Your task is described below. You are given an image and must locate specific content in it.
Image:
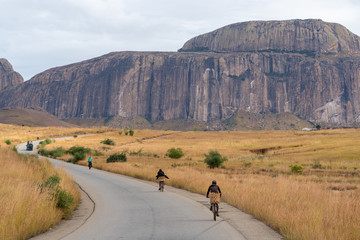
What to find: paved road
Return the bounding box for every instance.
[18,140,282,240]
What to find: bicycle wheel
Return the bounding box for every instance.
[212,203,216,221]
[160,181,164,192]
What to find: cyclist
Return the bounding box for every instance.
[156,169,169,190]
[88,156,92,169]
[206,180,221,215]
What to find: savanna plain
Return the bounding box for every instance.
[1,123,359,240]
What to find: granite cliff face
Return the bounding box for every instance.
[0,58,23,90]
[181,19,360,54]
[1,19,360,127]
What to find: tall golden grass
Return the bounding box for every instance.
[0,148,80,240]
[44,128,360,240]
[0,123,111,147]
[3,124,360,240]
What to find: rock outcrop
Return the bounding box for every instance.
[1,19,360,127]
[0,58,23,90]
[180,19,360,54]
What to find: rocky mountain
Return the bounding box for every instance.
[180,19,360,54]
[0,58,23,90]
[0,19,360,128]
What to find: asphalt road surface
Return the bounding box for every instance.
[18,140,282,240]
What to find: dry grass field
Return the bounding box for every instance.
[2,123,360,240]
[0,123,109,240]
[0,148,80,240]
[44,128,360,240]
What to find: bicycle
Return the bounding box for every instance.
[209,192,220,221]
[158,176,165,192]
[211,202,219,221]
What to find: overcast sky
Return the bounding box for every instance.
[1,0,360,80]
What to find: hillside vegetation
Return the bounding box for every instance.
[40,128,360,240]
[0,148,80,240]
[0,123,111,239]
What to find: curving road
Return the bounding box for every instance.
[18,140,282,240]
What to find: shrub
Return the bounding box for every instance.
[204,150,227,168]
[118,130,122,135]
[39,147,66,159]
[166,148,184,159]
[56,190,74,210]
[66,146,91,156]
[42,175,74,215]
[73,152,85,162]
[5,139,11,145]
[129,128,134,136]
[101,138,115,145]
[290,164,303,174]
[73,135,78,138]
[38,148,50,157]
[39,138,52,147]
[106,153,127,163]
[43,174,61,190]
[66,146,91,163]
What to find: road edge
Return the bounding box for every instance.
[30,183,95,240]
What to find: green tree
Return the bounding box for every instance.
[166,148,184,159]
[204,150,227,168]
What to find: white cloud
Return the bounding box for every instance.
[0,0,360,80]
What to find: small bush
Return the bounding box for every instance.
[166,148,184,159]
[118,130,122,135]
[66,146,91,155]
[73,152,85,162]
[39,147,66,159]
[43,174,61,189]
[5,139,11,145]
[73,135,78,138]
[66,146,91,163]
[290,164,303,174]
[56,190,74,210]
[39,138,52,147]
[101,138,115,145]
[106,153,127,163]
[129,129,134,136]
[38,149,50,157]
[204,150,227,168]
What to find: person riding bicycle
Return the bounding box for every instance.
[206,180,221,214]
[88,156,92,169]
[156,169,169,190]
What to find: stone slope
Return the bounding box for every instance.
[0,58,23,90]
[1,20,360,127]
[180,19,360,54]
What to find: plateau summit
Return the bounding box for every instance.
[1,19,360,129]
